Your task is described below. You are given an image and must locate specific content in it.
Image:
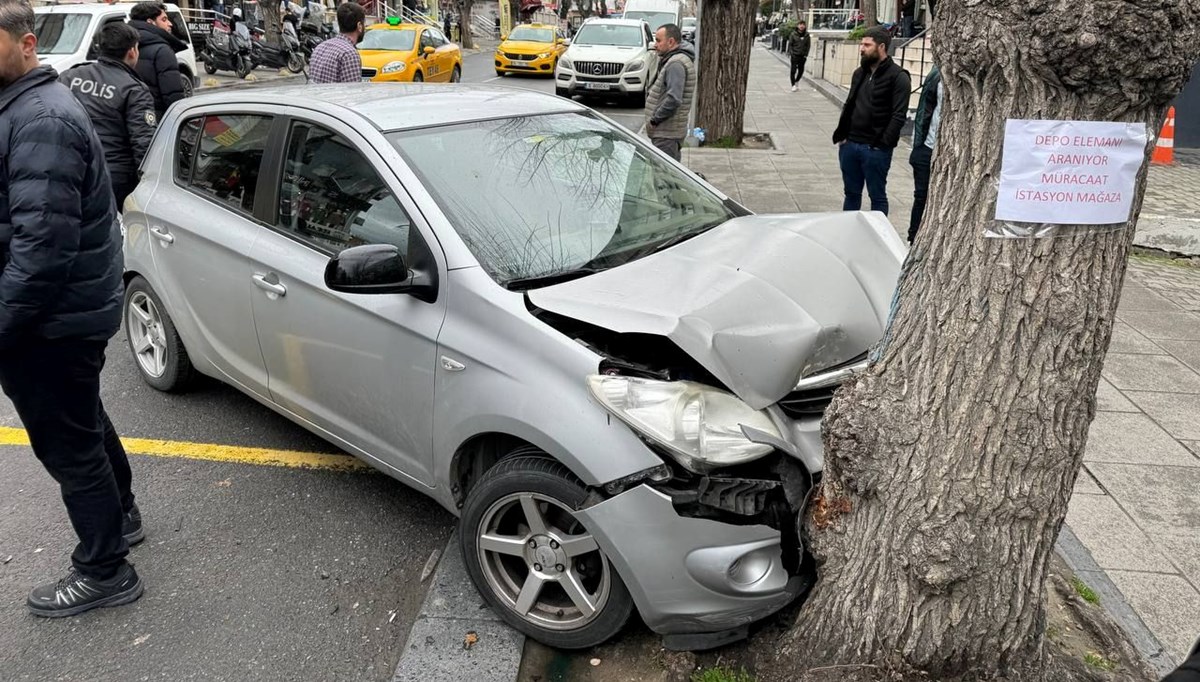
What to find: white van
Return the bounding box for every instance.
[34,2,199,97]
[621,0,682,33]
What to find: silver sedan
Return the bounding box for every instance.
[121,84,905,649]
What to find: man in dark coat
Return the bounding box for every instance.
[832,26,911,215]
[787,20,810,91]
[60,22,157,210]
[130,1,187,116]
[0,0,142,617]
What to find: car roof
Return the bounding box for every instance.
[35,2,182,13]
[181,84,588,133]
[580,17,647,26]
[365,22,426,31]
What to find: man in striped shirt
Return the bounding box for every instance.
[308,2,365,84]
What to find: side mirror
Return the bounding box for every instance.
[324,243,436,300]
[423,45,436,56]
[500,33,507,40]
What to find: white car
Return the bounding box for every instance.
[34,2,199,97]
[555,18,658,107]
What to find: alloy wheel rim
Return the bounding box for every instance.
[477,492,611,631]
[127,292,169,378]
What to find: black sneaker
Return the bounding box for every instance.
[123,505,144,546]
[27,564,143,618]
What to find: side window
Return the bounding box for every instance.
[167,11,191,45]
[428,28,446,47]
[277,122,412,256]
[175,116,203,184]
[189,114,273,213]
[419,29,435,52]
[88,16,126,60]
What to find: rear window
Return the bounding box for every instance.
[34,13,91,55]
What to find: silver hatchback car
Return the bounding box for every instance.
[121,84,904,650]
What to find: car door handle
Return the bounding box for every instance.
[149,227,175,244]
[252,273,287,297]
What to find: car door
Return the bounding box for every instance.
[417,28,440,80]
[144,111,275,397]
[247,112,448,485]
[430,28,454,80]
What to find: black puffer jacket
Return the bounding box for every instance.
[0,66,122,348]
[832,57,911,149]
[59,57,158,185]
[134,22,188,116]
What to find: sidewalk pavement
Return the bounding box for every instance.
[689,44,1200,673]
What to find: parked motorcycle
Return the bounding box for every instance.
[202,19,253,79]
[298,21,334,62]
[251,25,306,74]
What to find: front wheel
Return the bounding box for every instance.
[629,91,646,108]
[555,87,571,99]
[461,454,634,650]
[203,57,218,74]
[450,64,461,82]
[286,52,305,73]
[235,55,252,79]
[123,276,196,393]
[412,70,424,82]
[495,69,505,77]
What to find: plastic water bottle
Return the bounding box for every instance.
[693,127,706,144]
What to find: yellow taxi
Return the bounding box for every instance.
[494,23,568,77]
[358,17,463,83]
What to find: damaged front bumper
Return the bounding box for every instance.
[575,483,807,637]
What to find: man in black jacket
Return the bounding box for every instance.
[131,1,187,116]
[787,20,810,92]
[0,0,141,617]
[60,22,157,210]
[832,26,911,215]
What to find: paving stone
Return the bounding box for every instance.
[1083,412,1200,467]
[1117,311,1200,341]
[1186,441,1200,457]
[1102,353,1200,394]
[1095,378,1141,412]
[1089,463,1200,537]
[1074,466,1107,495]
[1154,534,1200,592]
[1157,339,1200,373]
[1125,391,1200,441]
[1066,495,1169,571]
[1117,284,1182,313]
[1108,321,1167,355]
[1107,570,1200,662]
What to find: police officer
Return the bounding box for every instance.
[59,22,157,211]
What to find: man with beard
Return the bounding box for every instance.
[308,1,365,84]
[645,23,696,162]
[832,26,911,215]
[130,2,188,117]
[0,0,140,617]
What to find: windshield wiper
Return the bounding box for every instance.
[644,218,729,256]
[504,267,606,291]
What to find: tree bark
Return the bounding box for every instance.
[786,0,1200,678]
[260,0,282,45]
[695,0,757,144]
[861,0,877,26]
[459,0,475,49]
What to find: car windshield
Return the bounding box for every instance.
[624,11,675,31]
[34,13,91,55]
[358,28,417,51]
[508,27,553,42]
[390,113,737,288]
[572,23,643,47]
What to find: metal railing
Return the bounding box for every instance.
[804,8,861,31]
[471,14,494,38]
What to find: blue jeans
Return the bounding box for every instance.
[838,141,893,214]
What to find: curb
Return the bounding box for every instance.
[392,530,524,682]
[1056,525,1177,675]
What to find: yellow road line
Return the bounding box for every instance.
[0,426,370,472]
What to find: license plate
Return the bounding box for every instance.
[584,82,612,91]
[362,77,372,82]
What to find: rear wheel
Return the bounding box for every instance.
[286,52,305,73]
[123,276,196,393]
[450,64,461,82]
[203,58,217,75]
[461,454,634,650]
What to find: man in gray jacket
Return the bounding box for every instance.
[645,23,695,161]
[60,22,157,210]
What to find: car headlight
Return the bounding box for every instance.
[381,60,407,74]
[624,60,645,72]
[558,57,573,70]
[537,52,551,59]
[587,375,781,473]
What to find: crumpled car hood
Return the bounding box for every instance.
[527,212,906,410]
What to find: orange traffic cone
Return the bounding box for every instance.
[1152,106,1176,166]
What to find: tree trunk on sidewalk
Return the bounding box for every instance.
[260,0,282,45]
[861,0,877,26]
[459,0,474,49]
[695,0,757,144]
[785,0,1199,678]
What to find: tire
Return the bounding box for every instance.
[123,276,196,393]
[460,454,634,650]
[180,70,194,98]
[235,56,252,79]
[450,64,461,82]
[412,70,424,82]
[204,58,218,75]
[495,69,505,77]
[555,87,570,99]
[286,52,305,74]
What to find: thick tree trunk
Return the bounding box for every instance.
[260,0,282,45]
[695,0,757,144]
[786,0,1199,678]
[861,0,877,26]
[459,0,475,49]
